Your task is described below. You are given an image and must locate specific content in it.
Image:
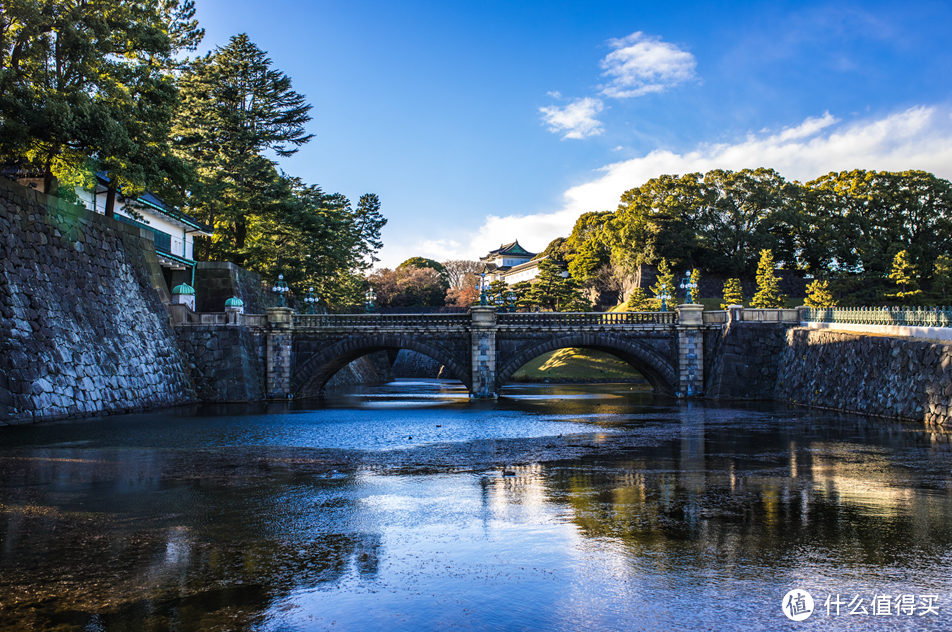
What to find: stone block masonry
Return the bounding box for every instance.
[174,326,264,402]
[776,328,952,425]
[0,177,196,424]
[195,261,268,314]
[706,321,795,400]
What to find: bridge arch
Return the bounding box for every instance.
[292,334,471,396]
[496,333,678,395]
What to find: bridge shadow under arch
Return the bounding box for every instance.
[496,333,678,395]
[292,334,471,397]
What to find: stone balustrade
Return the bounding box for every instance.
[498,311,677,327]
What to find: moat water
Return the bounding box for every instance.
[2,380,952,631]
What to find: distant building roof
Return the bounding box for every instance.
[489,240,535,256]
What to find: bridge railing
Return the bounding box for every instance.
[293,313,471,328]
[498,311,676,327]
[803,306,952,328]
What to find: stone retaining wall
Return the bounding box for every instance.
[194,262,268,314]
[0,177,195,424]
[776,328,952,424]
[174,326,265,401]
[392,350,444,378]
[325,351,395,389]
[706,322,795,399]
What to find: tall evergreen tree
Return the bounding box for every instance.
[933,255,952,301]
[650,258,676,305]
[751,249,786,308]
[721,278,744,309]
[688,269,702,303]
[886,250,921,302]
[173,33,313,264]
[804,279,836,307]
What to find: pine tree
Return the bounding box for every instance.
[0,0,201,195]
[751,249,786,308]
[721,278,744,309]
[524,259,588,311]
[173,33,314,264]
[650,258,676,306]
[886,250,922,302]
[625,287,655,311]
[804,279,836,307]
[933,255,952,300]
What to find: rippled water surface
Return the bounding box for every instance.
[3,380,952,631]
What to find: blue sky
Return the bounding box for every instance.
[191,0,952,267]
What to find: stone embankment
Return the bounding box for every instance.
[174,326,264,402]
[392,350,444,378]
[706,322,794,400]
[776,329,952,425]
[0,177,195,424]
[326,351,395,388]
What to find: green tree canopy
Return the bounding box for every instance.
[0,0,201,198]
[398,257,448,287]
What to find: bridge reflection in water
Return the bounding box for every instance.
[1,384,951,631]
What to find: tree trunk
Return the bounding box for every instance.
[233,217,247,266]
[104,183,117,219]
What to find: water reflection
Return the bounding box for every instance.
[2,381,952,630]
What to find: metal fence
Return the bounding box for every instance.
[803,306,952,328]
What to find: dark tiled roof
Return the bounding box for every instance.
[487,240,535,257]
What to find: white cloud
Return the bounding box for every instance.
[539,97,604,139]
[599,32,697,99]
[470,106,952,258]
[376,238,462,269]
[546,90,562,99]
[771,111,838,141]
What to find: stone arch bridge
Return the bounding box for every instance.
[245,305,721,398]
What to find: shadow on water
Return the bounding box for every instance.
[2,380,952,630]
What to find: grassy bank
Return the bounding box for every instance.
[510,348,646,383]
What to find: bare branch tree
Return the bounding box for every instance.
[441,260,482,289]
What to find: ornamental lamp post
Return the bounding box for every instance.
[680,270,698,304]
[364,286,376,313]
[479,272,488,306]
[272,274,289,307]
[659,289,672,312]
[304,287,320,314]
[507,290,517,312]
